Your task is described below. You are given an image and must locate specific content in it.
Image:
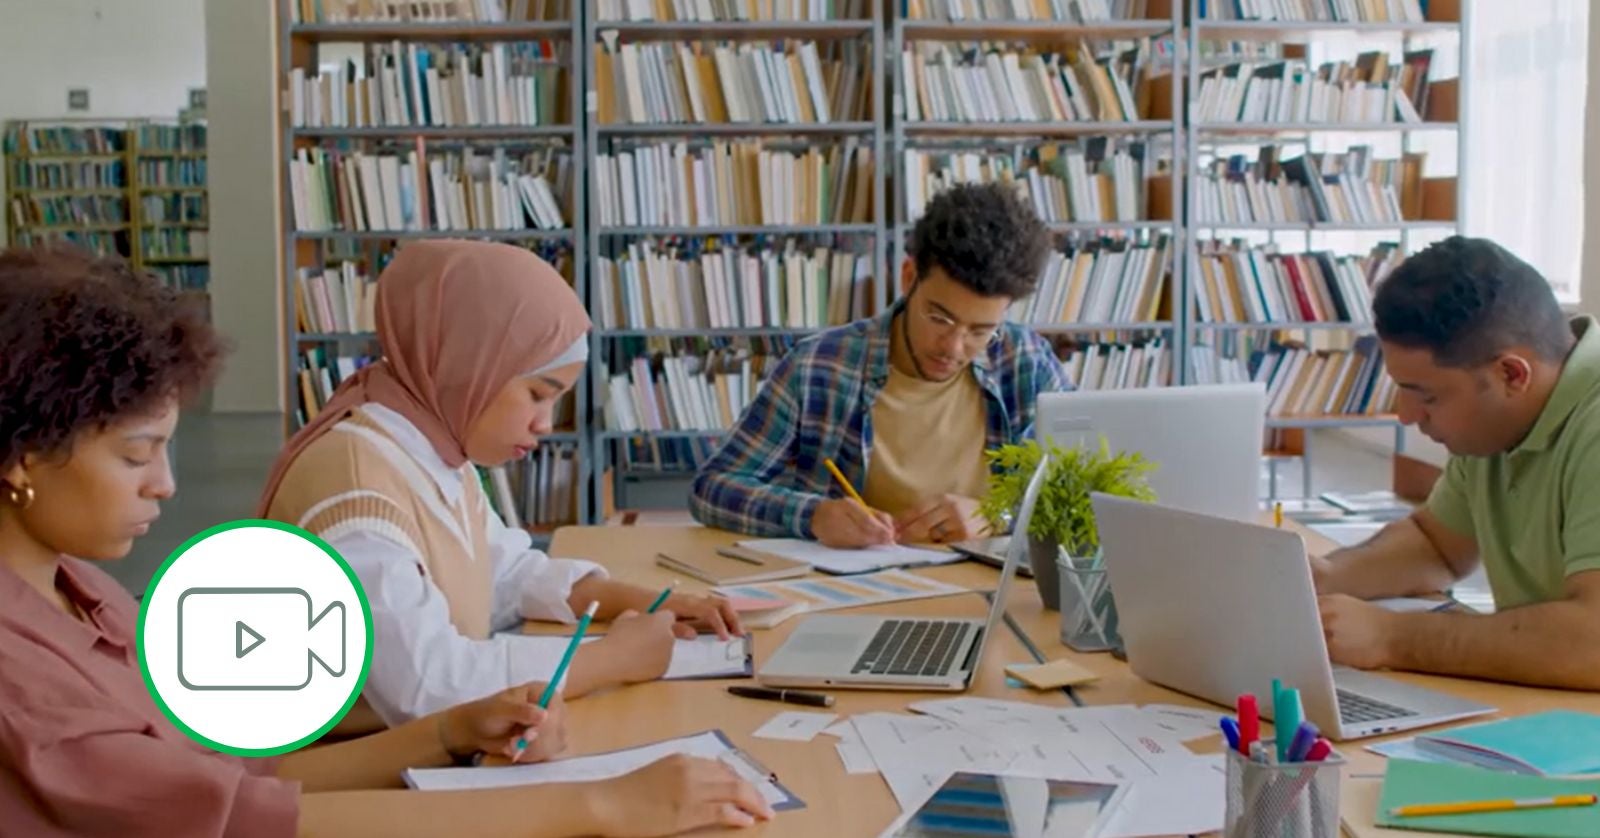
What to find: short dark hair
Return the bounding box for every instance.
[1373,236,1571,367]
[0,246,227,471]
[909,182,1050,300]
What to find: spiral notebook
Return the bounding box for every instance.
[403,729,805,812]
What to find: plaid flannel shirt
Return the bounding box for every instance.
[688,299,1073,538]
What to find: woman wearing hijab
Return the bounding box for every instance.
[0,244,772,836]
[257,240,743,731]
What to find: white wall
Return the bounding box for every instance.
[0,0,205,119]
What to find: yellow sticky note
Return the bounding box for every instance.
[1005,659,1100,690]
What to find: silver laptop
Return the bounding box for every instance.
[756,454,1047,691]
[1038,384,1267,522]
[1092,494,1495,740]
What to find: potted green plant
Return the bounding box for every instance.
[977,436,1157,610]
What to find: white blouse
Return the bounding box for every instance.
[326,403,605,725]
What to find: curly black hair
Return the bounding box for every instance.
[0,245,227,470]
[909,182,1051,299]
[1373,236,1571,368]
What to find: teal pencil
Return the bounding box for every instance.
[514,601,599,759]
[645,582,676,614]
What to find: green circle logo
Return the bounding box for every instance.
[137,519,374,757]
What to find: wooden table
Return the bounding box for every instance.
[538,524,1600,837]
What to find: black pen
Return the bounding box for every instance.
[727,685,835,708]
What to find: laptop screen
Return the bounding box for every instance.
[966,452,1049,673]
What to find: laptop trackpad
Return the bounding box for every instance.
[788,632,858,654]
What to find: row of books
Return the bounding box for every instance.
[136,124,206,153]
[2,125,125,156]
[8,229,127,257]
[7,160,127,191]
[292,0,570,22]
[289,43,568,129]
[139,159,208,189]
[906,0,1159,21]
[594,140,873,228]
[140,194,208,225]
[1199,0,1428,23]
[1194,146,1425,226]
[597,0,872,20]
[295,263,380,334]
[602,350,782,433]
[8,196,128,228]
[593,241,872,331]
[1008,235,1170,326]
[295,347,374,426]
[609,436,719,474]
[900,42,1153,124]
[1061,338,1172,390]
[141,230,209,259]
[1255,338,1396,417]
[1189,338,1397,417]
[150,264,210,292]
[594,40,870,125]
[491,445,581,530]
[1195,52,1437,124]
[1190,240,1402,326]
[903,139,1163,224]
[288,146,573,232]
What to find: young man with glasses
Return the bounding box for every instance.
[689,183,1070,548]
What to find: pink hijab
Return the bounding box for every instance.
[256,240,590,515]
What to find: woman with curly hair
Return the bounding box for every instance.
[0,245,773,837]
[256,240,743,731]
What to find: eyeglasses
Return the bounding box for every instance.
[915,303,1001,348]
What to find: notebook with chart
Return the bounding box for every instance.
[734,538,961,575]
[403,729,805,812]
[715,569,968,629]
[514,634,753,680]
[1413,711,1600,776]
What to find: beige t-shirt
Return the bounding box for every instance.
[862,365,990,515]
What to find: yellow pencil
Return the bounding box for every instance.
[1390,793,1597,819]
[823,458,868,511]
[1274,501,1283,529]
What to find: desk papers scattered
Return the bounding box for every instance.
[753,711,838,742]
[403,729,802,810]
[837,698,1225,838]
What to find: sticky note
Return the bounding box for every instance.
[1005,659,1100,689]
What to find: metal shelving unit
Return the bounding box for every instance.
[1183,0,1468,496]
[585,9,887,518]
[277,1,588,542]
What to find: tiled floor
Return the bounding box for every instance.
[111,412,1407,596]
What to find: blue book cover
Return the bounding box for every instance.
[1417,711,1600,776]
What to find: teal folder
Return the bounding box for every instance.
[1376,759,1600,838]
[1416,711,1600,776]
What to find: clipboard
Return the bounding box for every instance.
[661,634,754,681]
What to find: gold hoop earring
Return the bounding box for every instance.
[2,483,35,510]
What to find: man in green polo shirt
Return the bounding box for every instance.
[1313,236,1600,690]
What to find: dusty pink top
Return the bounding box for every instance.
[0,557,299,837]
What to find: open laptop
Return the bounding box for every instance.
[756,454,1047,691]
[952,383,1266,571]
[1091,494,1495,740]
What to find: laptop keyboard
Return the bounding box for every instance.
[1336,689,1414,724]
[851,619,973,677]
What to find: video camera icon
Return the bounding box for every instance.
[176,588,347,691]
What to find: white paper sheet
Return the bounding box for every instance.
[510,634,750,680]
[1372,597,1453,614]
[402,730,794,808]
[1138,703,1226,742]
[836,741,878,774]
[734,538,961,575]
[1097,755,1226,838]
[753,711,838,742]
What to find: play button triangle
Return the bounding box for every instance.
[236,621,265,659]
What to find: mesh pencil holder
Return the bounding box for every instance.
[1224,748,1344,838]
